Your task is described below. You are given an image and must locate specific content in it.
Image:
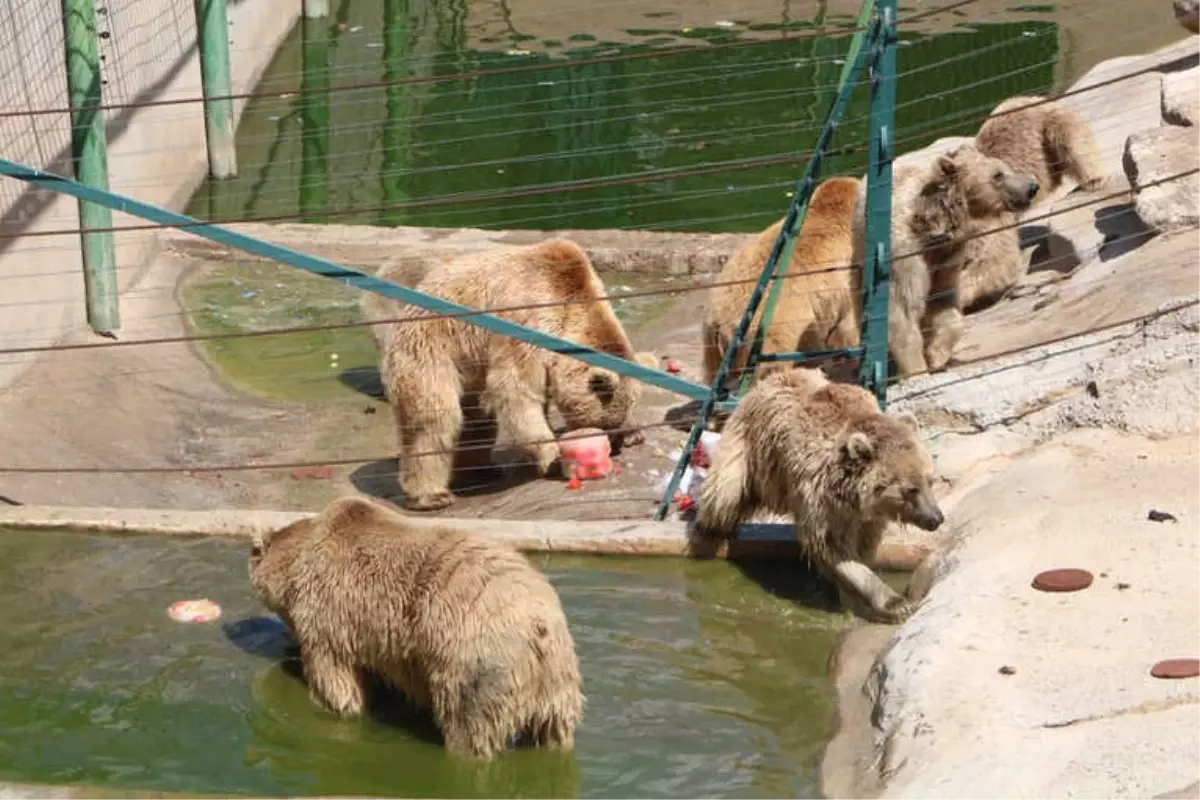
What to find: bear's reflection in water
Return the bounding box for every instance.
[246,657,582,799]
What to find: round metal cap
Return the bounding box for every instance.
[1031,568,1094,593]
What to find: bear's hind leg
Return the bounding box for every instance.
[696,423,753,540]
[303,647,367,717]
[394,369,462,511]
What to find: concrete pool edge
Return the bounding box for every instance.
[0,504,930,570]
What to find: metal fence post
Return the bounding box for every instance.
[303,0,329,19]
[379,0,411,227]
[300,14,331,222]
[60,0,120,334]
[194,0,238,179]
[859,0,898,409]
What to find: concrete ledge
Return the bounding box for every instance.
[0,505,929,570]
[161,221,754,276]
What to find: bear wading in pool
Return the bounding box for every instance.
[248,495,585,758]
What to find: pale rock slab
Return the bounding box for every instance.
[1123,126,1200,231]
[1161,66,1200,125]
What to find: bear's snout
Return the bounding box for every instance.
[912,505,944,532]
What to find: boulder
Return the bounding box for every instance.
[1122,126,1200,231]
[1162,66,1200,126]
[1175,0,1199,33]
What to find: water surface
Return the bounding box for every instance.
[0,528,854,798]
[189,0,1060,232]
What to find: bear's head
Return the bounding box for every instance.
[248,518,311,617]
[550,351,657,436]
[937,146,1040,217]
[843,411,944,532]
[911,147,1039,247]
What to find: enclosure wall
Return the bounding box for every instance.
[0,0,300,390]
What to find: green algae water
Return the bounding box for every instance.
[188,0,1061,233]
[0,528,854,798]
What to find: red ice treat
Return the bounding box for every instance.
[558,428,613,481]
[664,358,682,374]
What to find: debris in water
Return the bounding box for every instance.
[241,290,256,299]
[998,665,1017,676]
[1115,582,1131,590]
[167,599,222,624]
[714,19,736,28]
[1147,509,1178,523]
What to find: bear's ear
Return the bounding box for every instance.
[892,410,922,436]
[588,368,618,403]
[934,154,958,178]
[845,431,875,462]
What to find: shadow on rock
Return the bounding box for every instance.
[349,455,546,511]
[339,366,387,402]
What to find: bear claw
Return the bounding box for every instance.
[403,492,454,512]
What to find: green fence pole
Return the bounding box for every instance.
[303,0,329,19]
[379,0,411,227]
[60,0,119,334]
[299,15,330,222]
[859,0,898,409]
[193,0,238,179]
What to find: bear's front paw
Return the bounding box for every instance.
[403,491,453,511]
[533,443,562,477]
[621,429,646,447]
[873,596,916,625]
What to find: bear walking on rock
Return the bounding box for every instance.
[975,95,1106,199]
[696,369,944,624]
[953,96,1107,310]
[248,496,585,758]
[851,144,1039,377]
[362,239,656,511]
[702,176,862,388]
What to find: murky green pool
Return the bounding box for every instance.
[0,528,861,798]
[188,0,1061,232]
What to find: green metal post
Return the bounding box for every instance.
[300,15,330,222]
[652,1,876,521]
[379,0,411,227]
[193,0,238,179]
[60,0,119,334]
[303,0,329,19]
[859,0,898,409]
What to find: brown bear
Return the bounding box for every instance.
[361,239,657,511]
[701,176,861,388]
[248,495,585,758]
[850,144,1039,377]
[956,96,1106,311]
[975,95,1106,199]
[696,368,943,624]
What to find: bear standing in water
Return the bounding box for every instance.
[248,496,585,758]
